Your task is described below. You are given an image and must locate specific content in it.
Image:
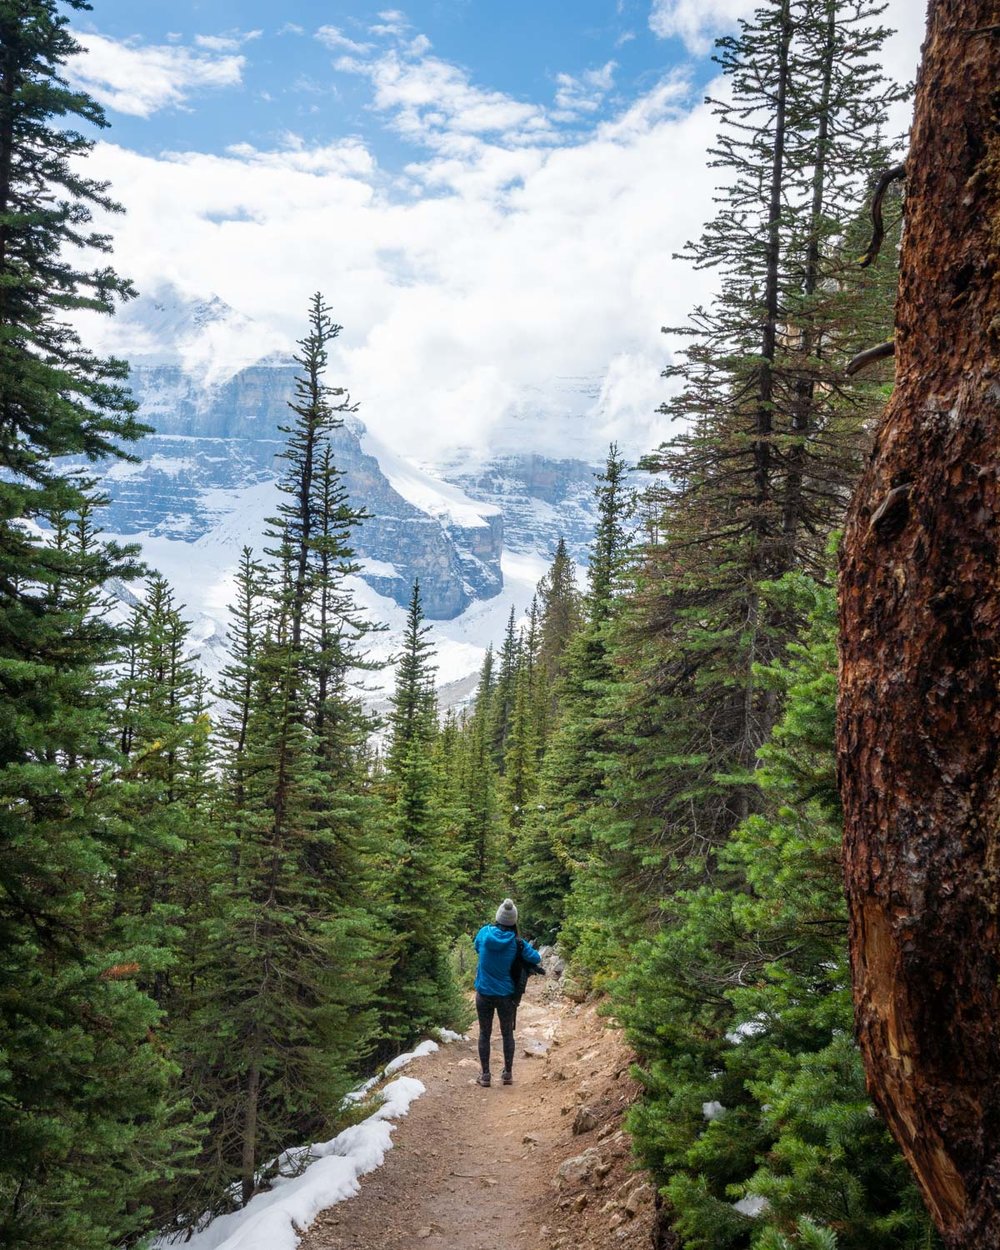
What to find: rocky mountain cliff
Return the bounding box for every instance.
[106,361,509,620]
[77,286,608,690]
[93,371,603,623]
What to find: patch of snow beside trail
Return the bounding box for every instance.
[435,1028,468,1043]
[155,1030,465,1250]
[384,1039,439,1075]
[154,1077,425,1250]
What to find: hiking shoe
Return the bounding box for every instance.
[501,1070,513,1085]
[476,1072,491,1087]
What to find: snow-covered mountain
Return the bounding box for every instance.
[85,287,606,695]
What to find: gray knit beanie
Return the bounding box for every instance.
[495,898,518,927]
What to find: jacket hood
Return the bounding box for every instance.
[482,924,517,953]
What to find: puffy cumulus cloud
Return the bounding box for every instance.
[330,33,627,152]
[649,0,753,53]
[69,32,245,117]
[335,47,555,149]
[81,9,924,468]
[553,61,617,120]
[83,60,720,465]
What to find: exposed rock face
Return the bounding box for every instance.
[81,288,607,630]
[96,363,504,620]
[440,452,600,563]
[74,337,604,627]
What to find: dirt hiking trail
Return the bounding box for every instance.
[299,980,657,1250]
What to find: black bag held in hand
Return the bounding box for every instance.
[510,938,545,1004]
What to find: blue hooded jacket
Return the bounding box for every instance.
[473,924,542,996]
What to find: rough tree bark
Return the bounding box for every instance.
[838,3,1000,1246]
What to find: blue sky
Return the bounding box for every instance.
[75,1,696,163]
[67,2,924,465]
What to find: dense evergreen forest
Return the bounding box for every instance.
[1,1,997,1248]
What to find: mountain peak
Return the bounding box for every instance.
[108,283,292,388]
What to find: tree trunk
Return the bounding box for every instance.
[838,3,1000,1246]
[241,1058,260,1207]
[780,0,834,560]
[753,0,791,555]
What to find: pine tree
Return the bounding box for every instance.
[490,606,520,770]
[177,299,387,1214]
[0,6,193,1244]
[385,581,437,783]
[585,0,904,935]
[378,581,465,1051]
[453,647,501,931]
[106,576,208,1016]
[536,537,582,690]
[214,547,269,822]
[616,574,937,1250]
[306,441,380,767]
[502,642,540,841]
[517,447,635,948]
[267,292,356,656]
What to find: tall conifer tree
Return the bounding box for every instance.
[595,0,904,921]
[0,6,189,1243]
[378,580,465,1050]
[182,299,385,1211]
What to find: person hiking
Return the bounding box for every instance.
[472,898,542,1087]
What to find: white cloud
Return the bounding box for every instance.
[78,6,927,468]
[194,30,262,54]
[316,25,373,55]
[554,61,617,119]
[649,0,753,53]
[370,10,410,38]
[336,47,554,150]
[82,62,716,464]
[70,32,245,117]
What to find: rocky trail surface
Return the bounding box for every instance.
[299,980,656,1250]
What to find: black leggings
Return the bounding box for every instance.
[476,991,517,1074]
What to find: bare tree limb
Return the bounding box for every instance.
[858,163,906,268]
[845,339,895,376]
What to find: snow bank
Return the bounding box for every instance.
[383,1039,439,1075]
[155,1077,424,1250]
[435,1028,468,1043]
[358,426,501,531]
[155,1031,464,1250]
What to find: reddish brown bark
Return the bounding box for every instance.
[838,3,1000,1246]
